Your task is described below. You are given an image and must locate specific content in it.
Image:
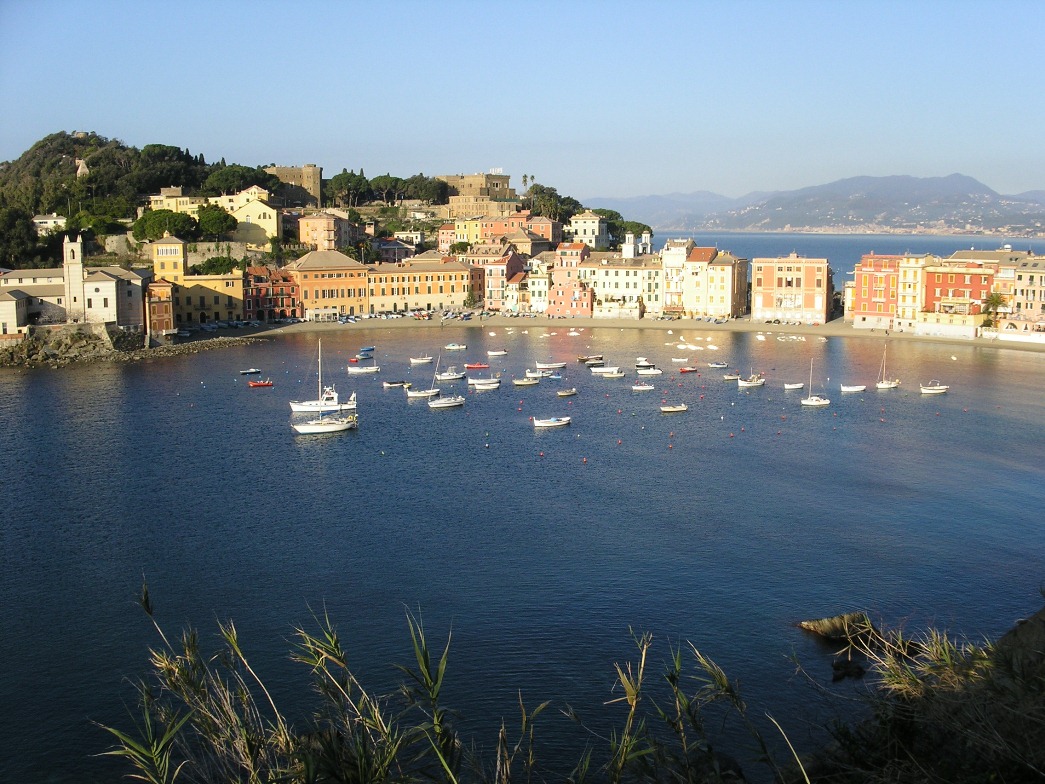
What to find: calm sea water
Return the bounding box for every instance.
[2,237,1045,782]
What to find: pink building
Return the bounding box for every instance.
[547,243,594,318]
[437,223,456,253]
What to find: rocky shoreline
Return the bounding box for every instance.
[0,328,267,369]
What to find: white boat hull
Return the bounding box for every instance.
[533,416,571,428]
[801,396,830,407]
[292,414,357,434]
[428,395,465,409]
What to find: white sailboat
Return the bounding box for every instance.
[801,358,830,407]
[426,353,464,408]
[289,340,355,412]
[876,345,901,389]
[292,410,357,434]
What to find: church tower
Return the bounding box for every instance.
[63,234,85,322]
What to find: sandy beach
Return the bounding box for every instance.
[262,314,1045,354]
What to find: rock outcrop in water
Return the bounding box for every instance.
[0,325,264,369]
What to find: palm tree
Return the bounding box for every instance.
[983,291,1007,327]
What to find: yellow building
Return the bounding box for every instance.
[681,247,748,319]
[454,217,485,245]
[179,275,245,324]
[286,250,368,321]
[146,185,281,249]
[148,233,245,324]
[228,199,281,249]
[366,257,472,315]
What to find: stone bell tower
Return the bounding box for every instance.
[63,234,85,323]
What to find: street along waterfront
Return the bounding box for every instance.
[2,324,1044,781]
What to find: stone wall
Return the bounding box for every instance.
[104,233,263,265]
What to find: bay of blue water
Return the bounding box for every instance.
[2,240,1045,782]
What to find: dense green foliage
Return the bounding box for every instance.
[526,183,583,224]
[190,255,246,275]
[325,169,450,208]
[203,164,281,195]
[133,209,199,242]
[195,204,237,239]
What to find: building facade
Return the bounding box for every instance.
[263,164,322,207]
[286,250,369,321]
[847,253,902,329]
[750,253,833,323]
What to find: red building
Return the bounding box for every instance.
[921,261,994,317]
[244,266,300,322]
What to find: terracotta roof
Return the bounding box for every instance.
[289,249,367,270]
[687,247,718,263]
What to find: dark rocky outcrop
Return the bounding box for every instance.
[0,325,264,368]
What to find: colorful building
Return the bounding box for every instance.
[567,210,610,250]
[286,249,368,321]
[366,256,472,314]
[680,246,748,319]
[547,243,594,318]
[750,253,833,324]
[848,253,902,329]
[244,266,300,322]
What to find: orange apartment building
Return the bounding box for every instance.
[751,253,833,323]
[848,253,902,329]
[286,249,368,321]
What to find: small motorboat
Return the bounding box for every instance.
[445,343,467,351]
[722,372,741,381]
[920,380,949,394]
[557,388,578,397]
[247,378,273,387]
[383,380,411,388]
[410,354,434,365]
[632,382,656,392]
[660,403,689,413]
[840,384,867,393]
[784,382,805,391]
[535,360,567,369]
[526,368,553,378]
[679,367,700,374]
[737,373,766,388]
[240,368,262,375]
[636,367,663,376]
[470,378,501,390]
[533,416,571,429]
[512,377,540,386]
[577,354,603,363]
[487,349,508,357]
[464,362,490,369]
[707,361,728,369]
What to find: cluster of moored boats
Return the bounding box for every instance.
[269,339,952,435]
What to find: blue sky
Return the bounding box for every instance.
[2,0,1043,200]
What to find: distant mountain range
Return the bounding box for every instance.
[586,174,1045,236]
